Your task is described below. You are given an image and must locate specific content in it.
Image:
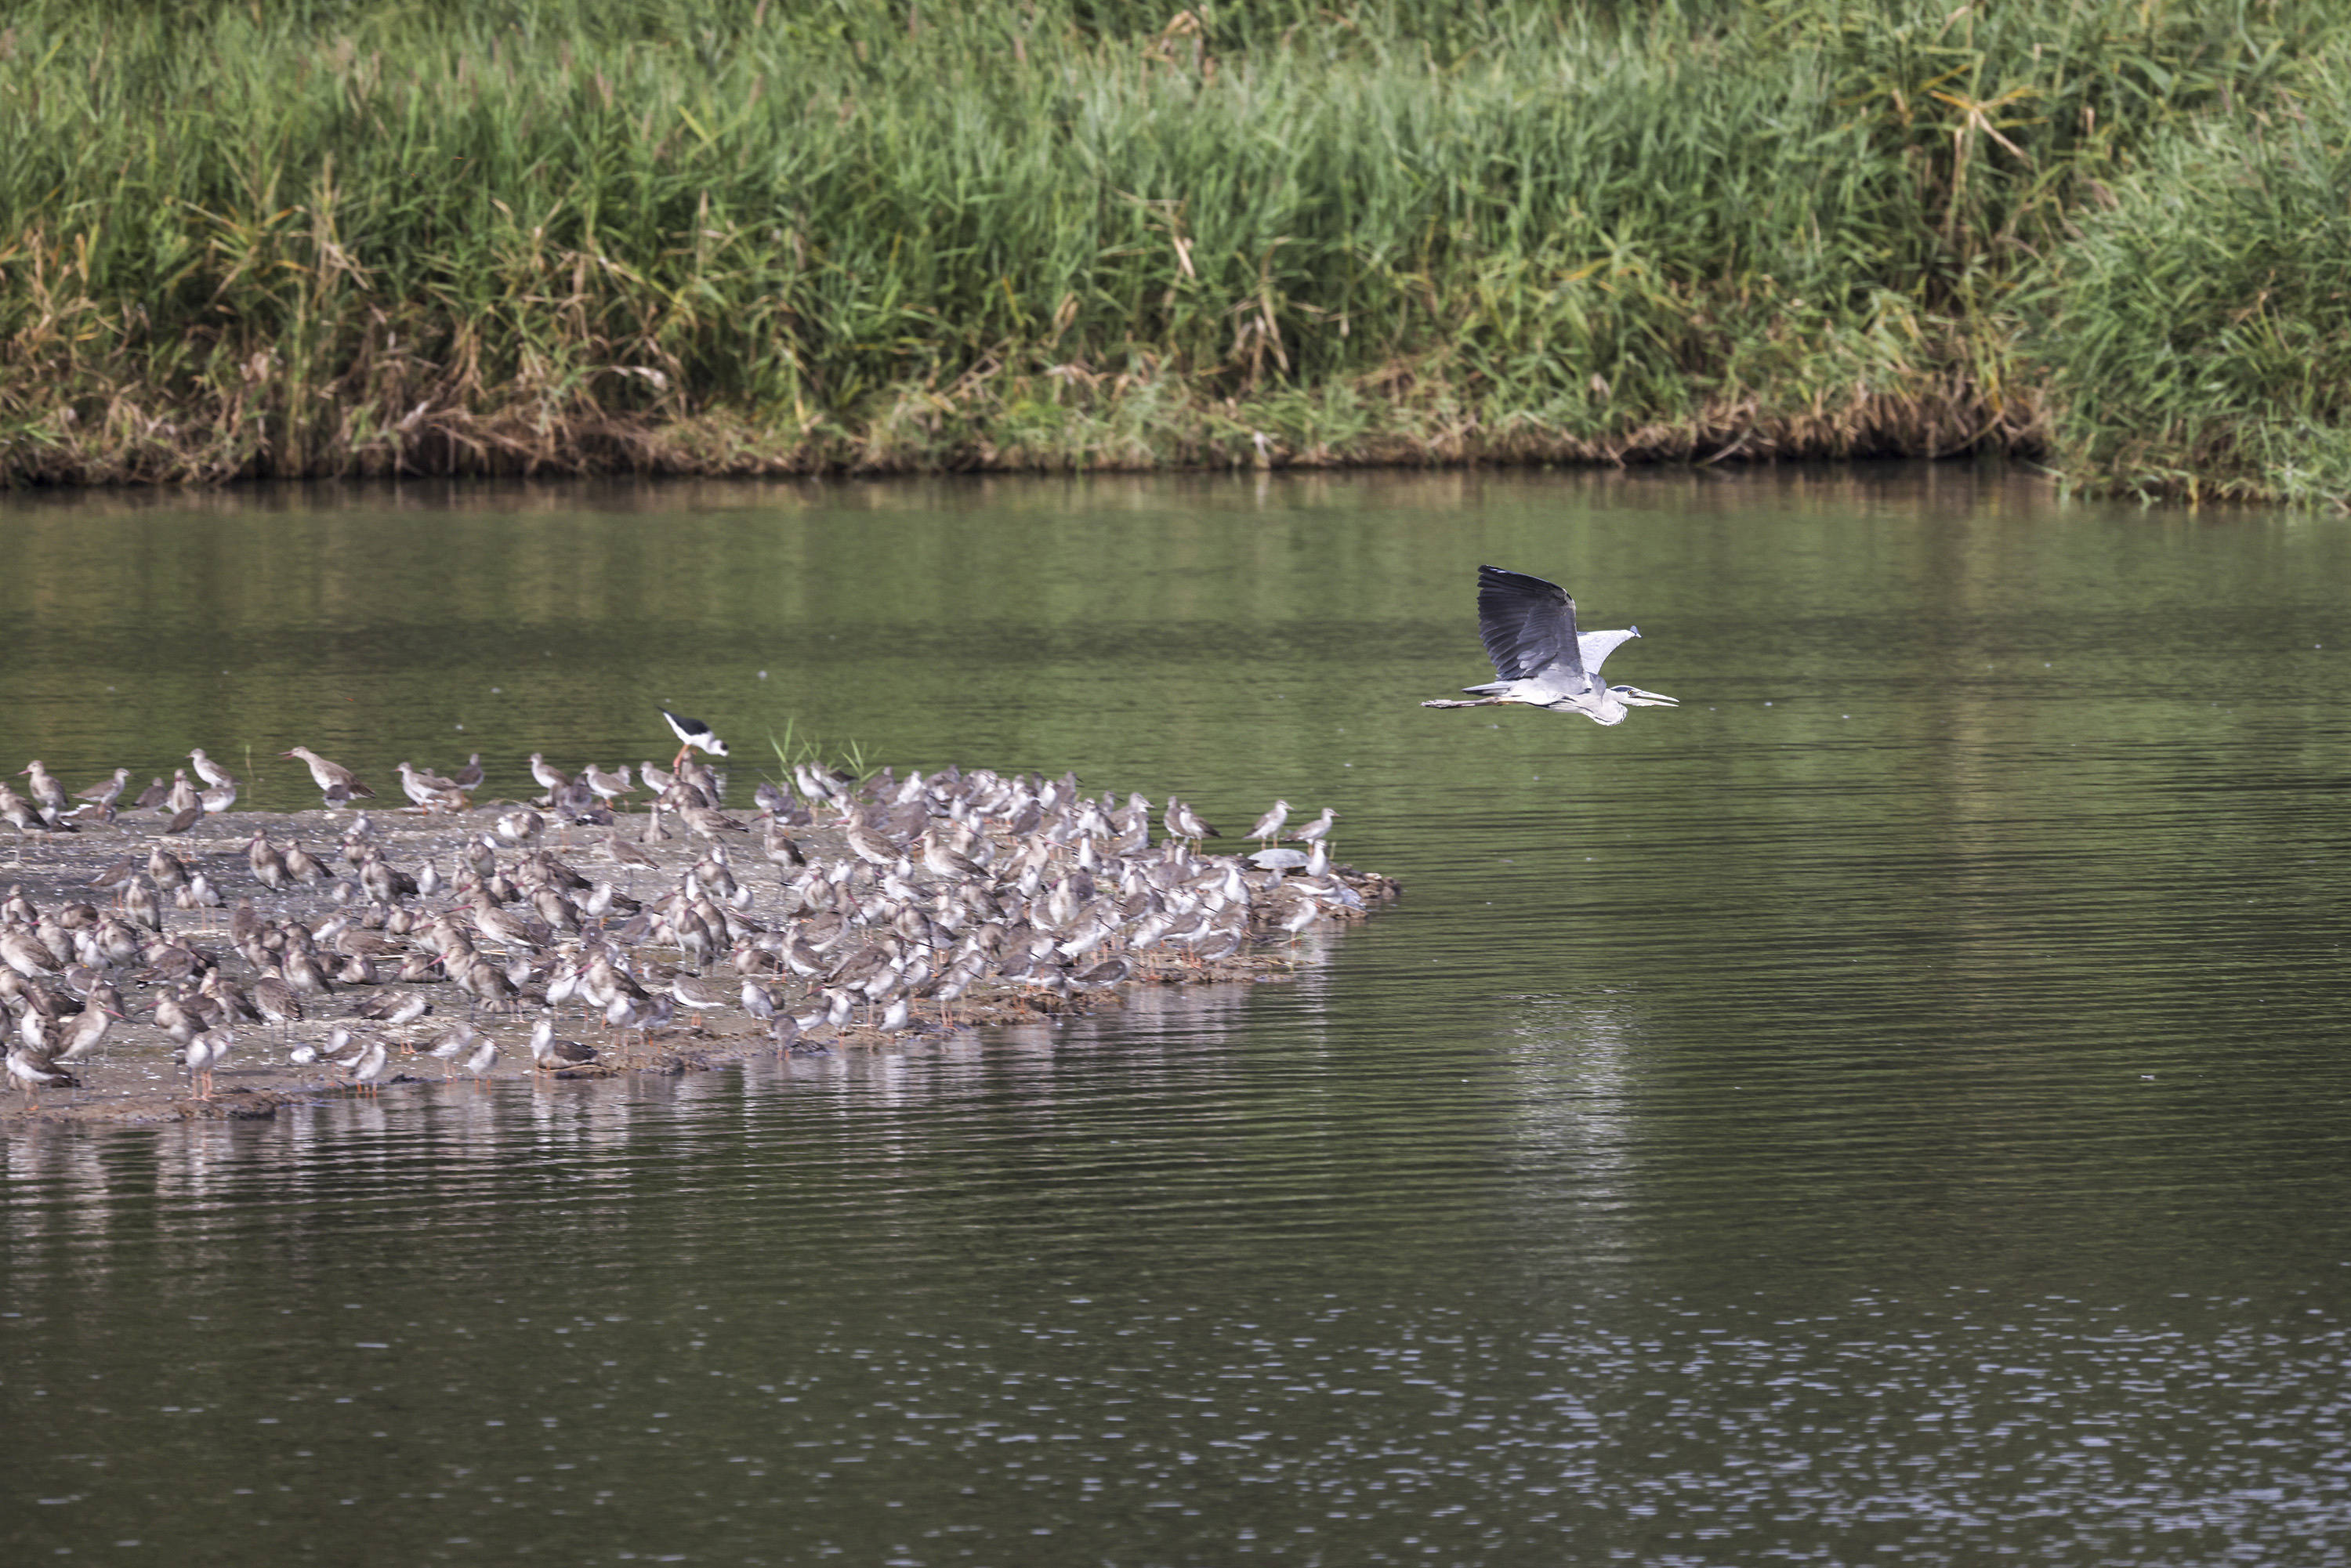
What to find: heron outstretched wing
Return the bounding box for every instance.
[1476,566,1584,682]
[1578,627,1641,674]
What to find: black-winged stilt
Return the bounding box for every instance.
[660,708,729,771]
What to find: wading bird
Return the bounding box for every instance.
[8,1040,77,1103]
[396,761,465,812]
[1421,566,1678,726]
[1245,799,1291,853]
[75,769,131,813]
[282,747,377,805]
[660,708,729,772]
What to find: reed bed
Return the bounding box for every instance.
[2028,74,2351,507]
[0,0,2340,499]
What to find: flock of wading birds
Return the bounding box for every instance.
[0,714,1361,1106]
[0,563,1677,1106]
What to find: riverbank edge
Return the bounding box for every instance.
[2,374,2036,489]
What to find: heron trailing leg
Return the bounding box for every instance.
[1419,697,1508,708]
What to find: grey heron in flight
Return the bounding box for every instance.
[1422,566,1679,726]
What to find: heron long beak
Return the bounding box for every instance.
[1611,685,1680,708]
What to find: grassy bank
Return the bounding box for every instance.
[0,1,2342,501]
[2030,73,2351,509]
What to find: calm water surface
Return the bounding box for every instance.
[4,468,2349,1564]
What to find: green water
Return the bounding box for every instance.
[5,467,2350,1564]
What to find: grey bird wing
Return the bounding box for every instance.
[1577,626,1641,675]
[1476,566,1585,683]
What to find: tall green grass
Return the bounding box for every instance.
[2028,70,2351,507]
[0,1,2341,498]
[767,719,870,784]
